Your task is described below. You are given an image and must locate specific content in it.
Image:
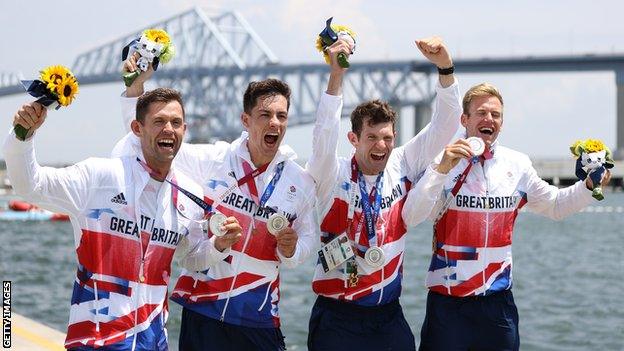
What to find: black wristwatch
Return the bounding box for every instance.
[437,66,455,75]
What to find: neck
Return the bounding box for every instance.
[145,159,171,182]
[355,155,381,176]
[250,153,271,168]
[247,142,273,168]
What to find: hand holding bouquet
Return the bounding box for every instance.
[570,139,614,200]
[316,17,355,68]
[121,28,175,87]
[15,65,79,140]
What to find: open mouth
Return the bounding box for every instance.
[264,132,279,146]
[478,127,494,136]
[370,152,386,161]
[157,138,175,150]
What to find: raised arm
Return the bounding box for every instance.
[4,102,93,215]
[401,37,462,180]
[113,54,222,179]
[112,54,155,157]
[305,39,352,206]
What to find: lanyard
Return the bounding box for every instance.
[349,157,384,249]
[217,159,284,211]
[433,148,493,223]
[237,162,270,188]
[136,158,214,216]
[256,161,285,209]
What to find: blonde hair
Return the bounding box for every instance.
[462,83,503,115]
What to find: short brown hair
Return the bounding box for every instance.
[462,83,503,115]
[136,88,185,123]
[243,79,291,114]
[350,99,397,136]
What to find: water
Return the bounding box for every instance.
[1,194,623,350]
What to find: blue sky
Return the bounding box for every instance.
[0,0,622,164]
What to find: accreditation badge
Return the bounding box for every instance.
[317,233,354,273]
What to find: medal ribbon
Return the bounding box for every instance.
[136,158,214,216]
[434,147,494,223]
[350,157,384,249]
[240,159,285,210]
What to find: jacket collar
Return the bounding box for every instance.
[230,131,297,169]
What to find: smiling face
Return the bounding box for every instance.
[349,118,396,175]
[132,100,185,176]
[241,93,289,166]
[461,95,503,146]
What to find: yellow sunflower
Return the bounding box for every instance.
[583,139,606,153]
[332,25,356,40]
[40,65,71,92]
[54,75,79,106]
[143,29,171,44]
[316,24,356,64]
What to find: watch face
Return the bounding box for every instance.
[209,212,227,237]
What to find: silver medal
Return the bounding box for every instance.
[209,212,228,237]
[364,246,385,268]
[267,213,288,235]
[466,136,485,156]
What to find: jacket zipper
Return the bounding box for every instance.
[481,163,490,295]
[219,216,255,322]
[93,282,100,333]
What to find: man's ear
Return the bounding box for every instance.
[347,131,359,148]
[131,120,142,137]
[240,112,250,130]
[460,113,468,128]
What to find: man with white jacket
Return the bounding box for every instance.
[114,58,317,351]
[306,36,462,351]
[402,82,611,351]
[4,88,242,350]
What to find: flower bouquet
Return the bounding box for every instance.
[121,28,175,87]
[316,17,355,68]
[570,139,615,200]
[15,65,79,140]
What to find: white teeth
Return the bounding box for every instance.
[372,153,385,157]
[266,133,279,136]
[479,128,493,132]
[158,138,174,146]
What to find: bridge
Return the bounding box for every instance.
[1,7,623,160]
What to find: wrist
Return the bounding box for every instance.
[437,65,455,75]
[126,83,145,98]
[279,247,295,258]
[214,239,226,252]
[435,164,451,174]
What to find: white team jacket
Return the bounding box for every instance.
[113,96,317,328]
[403,142,595,297]
[306,80,462,305]
[3,130,220,350]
